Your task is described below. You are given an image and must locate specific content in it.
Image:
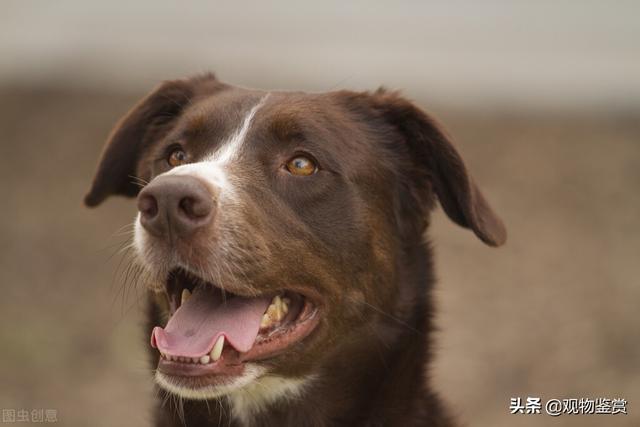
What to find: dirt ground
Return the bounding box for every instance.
[0,85,638,426]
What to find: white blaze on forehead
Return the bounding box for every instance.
[163,93,270,192]
[209,93,270,165]
[164,161,230,189]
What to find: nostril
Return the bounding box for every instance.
[138,194,159,219]
[179,196,211,219]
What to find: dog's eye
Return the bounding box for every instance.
[167,148,187,167]
[285,155,317,176]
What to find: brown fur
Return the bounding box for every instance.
[86,73,505,426]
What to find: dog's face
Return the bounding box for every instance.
[86,74,505,404]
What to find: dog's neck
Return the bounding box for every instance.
[150,241,452,427]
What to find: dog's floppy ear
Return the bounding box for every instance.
[366,89,506,247]
[84,74,218,207]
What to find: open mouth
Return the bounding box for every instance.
[151,268,320,387]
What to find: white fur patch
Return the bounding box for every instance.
[227,375,313,426]
[162,93,270,194]
[155,366,313,426]
[210,94,270,165]
[164,160,231,190]
[133,212,146,255]
[155,363,266,400]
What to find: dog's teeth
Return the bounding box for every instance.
[210,336,225,361]
[266,303,277,318]
[275,295,284,318]
[199,355,211,364]
[181,288,191,305]
[281,297,290,314]
[266,296,285,322]
[274,295,285,321]
[260,313,272,328]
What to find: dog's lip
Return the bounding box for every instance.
[240,297,320,362]
[157,347,244,377]
[156,302,321,381]
[155,269,323,383]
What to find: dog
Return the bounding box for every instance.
[85,73,506,427]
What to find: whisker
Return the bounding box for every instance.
[346,295,422,335]
[128,174,149,186]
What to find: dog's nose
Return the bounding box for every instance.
[137,175,214,238]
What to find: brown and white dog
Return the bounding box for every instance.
[85,73,506,427]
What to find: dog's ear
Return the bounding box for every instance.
[360,89,506,247]
[84,74,218,207]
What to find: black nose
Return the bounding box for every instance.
[137,175,214,238]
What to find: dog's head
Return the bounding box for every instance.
[86,74,505,404]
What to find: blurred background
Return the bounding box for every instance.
[1,1,638,426]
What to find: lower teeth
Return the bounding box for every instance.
[161,335,225,365]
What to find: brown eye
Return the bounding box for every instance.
[285,155,317,176]
[167,148,187,167]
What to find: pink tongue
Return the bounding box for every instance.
[151,286,272,358]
